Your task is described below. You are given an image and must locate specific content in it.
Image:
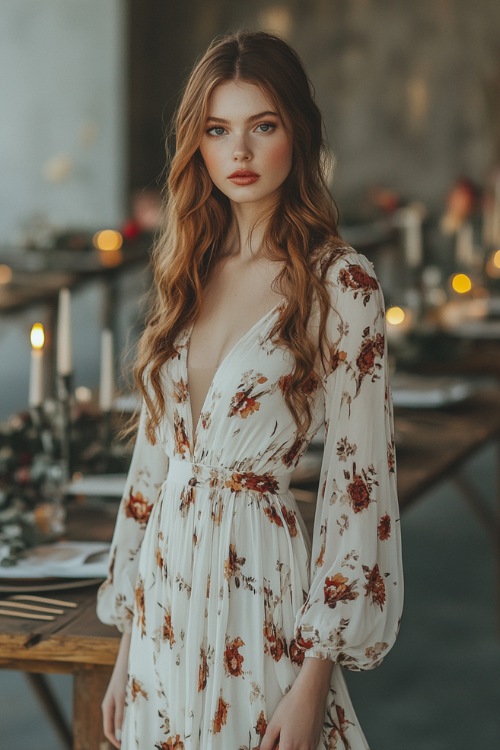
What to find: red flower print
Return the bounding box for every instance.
[212,694,230,734]
[224,544,246,580]
[124,487,153,527]
[263,621,287,662]
[330,348,347,374]
[255,710,267,737]
[377,514,391,541]
[225,472,279,494]
[355,333,384,386]
[162,610,175,646]
[282,435,304,467]
[224,636,245,677]
[130,677,148,701]
[339,263,379,305]
[281,505,298,537]
[289,627,314,665]
[387,440,396,473]
[263,504,284,528]
[323,573,359,609]
[346,464,373,513]
[363,563,386,610]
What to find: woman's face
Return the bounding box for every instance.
[199,80,293,212]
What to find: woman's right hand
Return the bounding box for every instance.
[102,631,131,748]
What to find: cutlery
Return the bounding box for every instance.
[0,608,55,621]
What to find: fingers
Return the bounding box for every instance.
[260,723,280,750]
[102,693,122,749]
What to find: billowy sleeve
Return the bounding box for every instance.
[292,251,403,670]
[96,400,169,633]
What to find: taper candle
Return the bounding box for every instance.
[99,329,114,412]
[56,288,72,375]
[29,323,45,407]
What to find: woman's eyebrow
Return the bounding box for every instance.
[205,111,280,124]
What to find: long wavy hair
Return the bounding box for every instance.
[136,30,348,443]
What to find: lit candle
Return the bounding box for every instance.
[99,329,114,412]
[29,323,45,407]
[56,288,72,375]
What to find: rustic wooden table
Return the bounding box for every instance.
[1,389,499,749]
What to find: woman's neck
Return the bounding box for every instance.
[224,200,274,262]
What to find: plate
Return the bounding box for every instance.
[0,577,104,594]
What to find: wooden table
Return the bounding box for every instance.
[1,388,500,749]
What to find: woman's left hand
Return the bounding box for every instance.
[260,657,333,750]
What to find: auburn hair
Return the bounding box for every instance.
[135,30,348,443]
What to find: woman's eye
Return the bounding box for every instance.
[256,122,276,133]
[207,126,227,136]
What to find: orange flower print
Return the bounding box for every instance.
[212,694,230,734]
[134,576,146,636]
[263,620,287,662]
[338,263,379,305]
[130,677,148,701]
[224,636,245,677]
[124,487,153,527]
[228,391,261,419]
[255,710,267,738]
[156,547,164,569]
[225,472,279,494]
[200,410,212,430]
[377,513,391,541]
[224,544,245,581]
[329,348,347,376]
[198,646,209,692]
[173,411,190,456]
[179,485,196,516]
[282,435,304,467]
[173,377,188,403]
[323,573,359,609]
[326,704,355,748]
[363,563,386,610]
[155,736,184,750]
[289,627,314,666]
[162,610,175,646]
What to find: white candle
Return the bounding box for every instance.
[99,329,114,412]
[398,206,423,268]
[56,288,72,376]
[455,222,475,268]
[29,323,45,407]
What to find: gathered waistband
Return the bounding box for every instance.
[167,457,291,495]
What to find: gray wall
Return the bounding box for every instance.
[0,0,126,244]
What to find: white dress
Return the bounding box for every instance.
[97,248,403,750]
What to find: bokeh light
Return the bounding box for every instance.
[451,273,472,294]
[30,323,45,350]
[93,229,123,252]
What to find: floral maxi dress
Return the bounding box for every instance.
[97,248,404,750]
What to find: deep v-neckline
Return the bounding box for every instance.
[184,300,285,453]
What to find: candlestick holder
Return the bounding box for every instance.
[56,372,73,482]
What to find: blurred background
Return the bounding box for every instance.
[1,1,500,748]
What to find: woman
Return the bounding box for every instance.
[97,30,403,750]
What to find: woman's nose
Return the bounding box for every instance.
[232,135,252,161]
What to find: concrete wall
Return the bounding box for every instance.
[0,0,126,244]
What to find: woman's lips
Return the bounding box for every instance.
[228,170,260,185]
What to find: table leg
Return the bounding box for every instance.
[73,665,113,750]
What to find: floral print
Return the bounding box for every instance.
[96,249,403,749]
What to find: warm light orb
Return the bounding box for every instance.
[386,306,406,325]
[492,249,500,269]
[93,229,123,252]
[75,386,92,403]
[451,273,472,294]
[30,323,45,350]
[0,264,13,285]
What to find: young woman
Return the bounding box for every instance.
[97,30,403,750]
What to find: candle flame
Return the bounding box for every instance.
[30,323,45,350]
[93,229,123,252]
[386,306,406,325]
[451,273,472,294]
